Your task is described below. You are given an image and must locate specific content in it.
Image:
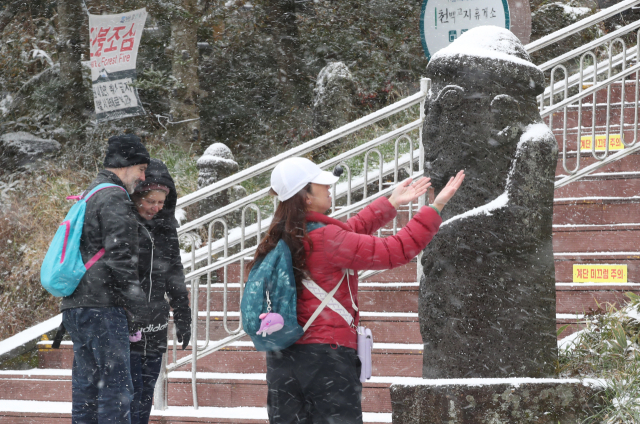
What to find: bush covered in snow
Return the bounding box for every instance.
[559,293,640,423]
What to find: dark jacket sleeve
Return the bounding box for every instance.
[164,226,191,331]
[98,188,146,314]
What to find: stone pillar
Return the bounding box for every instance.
[197,142,246,226]
[390,26,603,424]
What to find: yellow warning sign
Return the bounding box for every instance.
[573,264,627,283]
[580,134,624,152]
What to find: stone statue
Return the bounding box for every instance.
[312,62,357,135]
[196,142,246,228]
[420,26,559,379]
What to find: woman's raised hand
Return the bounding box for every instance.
[388,177,432,209]
[432,170,465,212]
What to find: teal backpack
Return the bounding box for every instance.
[241,222,324,351]
[40,183,129,297]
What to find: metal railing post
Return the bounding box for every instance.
[153,352,168,410]
[417,77,430,283]
[186,233,199,409]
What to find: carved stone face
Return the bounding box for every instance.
[423,41,546,218]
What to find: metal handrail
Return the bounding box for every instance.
[541,48,636,105]
[175,87,428,211]
[181,140,422,270]
[539,21,640,177]
[524,0,640,54]
[177,118,422,236]
[541,61,640,117]
[181,170,424,283]
[537,19,640,72]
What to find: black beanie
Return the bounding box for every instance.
[103,134,151,168]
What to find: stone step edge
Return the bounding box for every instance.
[0,400,392,423]
[554,252,640,262]
[554,195,640,204]
[553,224,640,232]
[6,369,584,390]
[555,170,640,180]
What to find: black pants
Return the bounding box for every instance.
[266,343,362,424]
[129,351,163,424]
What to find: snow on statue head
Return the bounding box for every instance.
[420,26,559,379]
[424,26,548,215]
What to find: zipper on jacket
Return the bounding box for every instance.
[139,224,155,303]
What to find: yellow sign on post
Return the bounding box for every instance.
[573,264,627,283]
[580,134,624,152]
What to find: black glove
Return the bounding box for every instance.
[176,325,191,350]
[124,308,142,335]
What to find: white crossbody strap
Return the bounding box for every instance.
[302,271,351,331]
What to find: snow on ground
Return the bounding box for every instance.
[0,401,391,422]
[541,2,591,18]
[387,376,605,388]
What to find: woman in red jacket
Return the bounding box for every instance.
[255,157,465,424]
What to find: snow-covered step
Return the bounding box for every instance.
[554,197,640,227]
[0,400,392,423]
[164,371,395,413]
[37,341,426,377]
[193,281,421,313]
[554,152,640,176]
[555,177,640,199]
[552,225,640,254]
[182,311,423,345]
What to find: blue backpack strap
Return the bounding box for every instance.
[306,221,326,232]
[83,183,130,201]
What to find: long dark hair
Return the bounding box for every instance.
[248,184,312,286]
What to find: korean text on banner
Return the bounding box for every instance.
[573,264,627,283]
[89,8,147,122]
[580,134,624,152]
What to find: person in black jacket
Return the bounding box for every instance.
[61,134,150,424]
[129,159,191,424]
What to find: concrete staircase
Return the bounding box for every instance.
[1,171,640,422]
[549,80,640,337]
[0,262,424,423]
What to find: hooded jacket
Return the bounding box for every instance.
[60,170,146,317]
[130,159,191,355]
[297,197,442,350]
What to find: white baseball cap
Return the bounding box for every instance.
[271,157,339,201]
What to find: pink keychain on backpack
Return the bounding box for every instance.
[256,292,285,337]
